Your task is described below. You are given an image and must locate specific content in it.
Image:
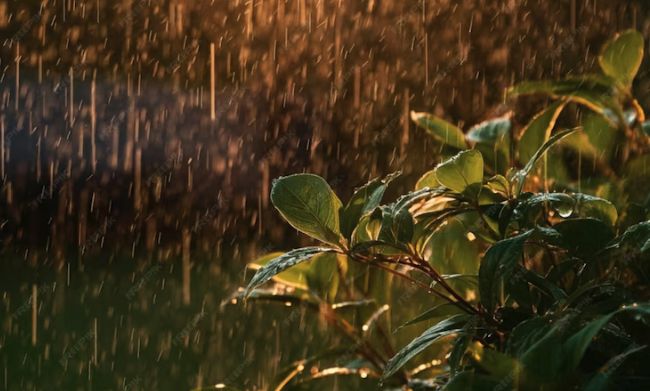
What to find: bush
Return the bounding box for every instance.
[217,30,650,391]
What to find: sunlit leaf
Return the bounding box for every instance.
[411,111,468,150]
[435,150,484,200]
[243,247,336,298]
[513,128,578,196]
[415,169,440,191]
[518,100,567,166]
[466,115,511,144]
[467,341,522,380]
[486,175,510,196]
[271,174,345,247]
[246,251,309,290]
[599,29,645,89]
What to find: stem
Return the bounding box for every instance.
[369,257,480,316]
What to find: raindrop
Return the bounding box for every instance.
[557,204,573,218]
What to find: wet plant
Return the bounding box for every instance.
[215,30,650,391]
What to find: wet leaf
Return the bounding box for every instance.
[271,174,345,247]
[479,230,534,316]
[435,150,484,200]
[599,29,645,89]
[340,173,400,240]
[382,314,472,382]
[518,100,567,166]
[243,247,336,298]
[513,128,578,196]
[415,169,440,191]
[411,111,468,150]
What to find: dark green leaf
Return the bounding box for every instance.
[562,304,650,373]
[522,267,567,303]
[479,230,534,316]
[340,173,400,240]
[382,314,472,381]
[271,174,345,247]
[550,218,615,258]
[448,331,474,375]
[505,316,554,358]
[395,303,466,332]
[581,344,646,391]
[574,193,618,227]
[378,205,415,246]
[411,111,468,150]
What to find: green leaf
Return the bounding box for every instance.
[466,116,511,144]
[425,218,481,278]
[306,252,343,303]
[486,175,510,196]
[340,173,399,240]
[395,302,466,332]
[581,344,646,391]
[508,77,625,128]
[435,150,484,200]
[243,247,336,298]
[518,320,565,384]
[411,111,468,150]
[271,174,345,247]
[378,205,415,246]
[415,169,440,190]
[521,267,567,303]
[382,314,472,381]
[246,251,309,290]
[479,230,534,316]
[599,29,645,89]
[562,304,650,373]
[448,330,476,375]
[574,193,618,227]
[468,342,522,380]
[549,218,615,258]
[512,192,575,228]
[513,128,578,195]
[518,100,567,166]
[466,116,511,176]
[508,75,617,99]
[505,316,554,358]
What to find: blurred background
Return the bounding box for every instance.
[0,0,649,390]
